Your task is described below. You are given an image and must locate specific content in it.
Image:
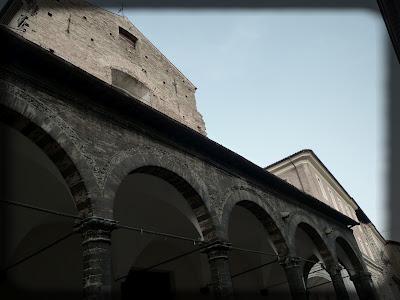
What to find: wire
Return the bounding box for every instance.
[0,199,82,220]
[231,258,279,279]
[307,275,350,290]
[307,267,326,276]
[230,246,278,258]
[1,199,360,275]
[289,158,305,192]
[1,230,76,273]
[116,224,205,244]
[260,273,352,292]
[115,242,211,282]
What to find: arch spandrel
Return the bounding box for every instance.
[287,212,328,247]
[220,186,290,255]
[103,145,218,241]
[287,212,336,264]
[333,233,367,274]
[0,101,98,217]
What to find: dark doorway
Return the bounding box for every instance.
[121,269,174,300]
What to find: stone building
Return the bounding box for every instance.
[0,0,396,299]
[266,150,400,299]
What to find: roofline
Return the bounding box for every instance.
[266,149,389,240]
[1,0,197,90]
[0,25,358,228]
[386,240,400,246]
[366,218,387,243]
[266,149,355,203]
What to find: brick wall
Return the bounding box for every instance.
[1,0,206,134]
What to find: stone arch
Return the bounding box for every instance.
[334,235,365,275]
[221,187,289,255]
[333,235,378,300]
[287,213,335,265]
[288,216,342,297]
[303,254,319,279]
[0,103,95,216]
[103,147,218,241]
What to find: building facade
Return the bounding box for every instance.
[0,0,396,299]
[266,150,400,299]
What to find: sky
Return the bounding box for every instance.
[100,6,390,236]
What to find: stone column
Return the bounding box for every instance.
[327,265,350,300]
[350,271,378,300]
[202,240,234,300]
[279,257,308,300]
[74,217,117,300]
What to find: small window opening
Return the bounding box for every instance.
[119,26,138,48]
[47,12,52,17]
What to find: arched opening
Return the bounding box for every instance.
[227,200,290,300]
[111,166,216,299]
[335,237,364,299]
[294,222,335,299]
[305,257,335,300]
[0,107,87,298]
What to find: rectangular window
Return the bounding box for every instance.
[119,26,138,48]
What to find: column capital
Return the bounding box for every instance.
[74,216,117,231]
[350,270,372,281]
[325,262,343,277]
[279,256,301,269]
[279,256,308,300]
[201,240,232,261]
[202,240,234,298]
[74,217,117,245]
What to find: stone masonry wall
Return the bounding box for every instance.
[1,0,206,134]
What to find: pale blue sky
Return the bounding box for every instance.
[102,8,389,236]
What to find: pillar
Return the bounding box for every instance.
[327,264,350,300]
[279,257,308,300]
[74,217,116,300]
[202,240,234,300]
[350,271,379,300]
